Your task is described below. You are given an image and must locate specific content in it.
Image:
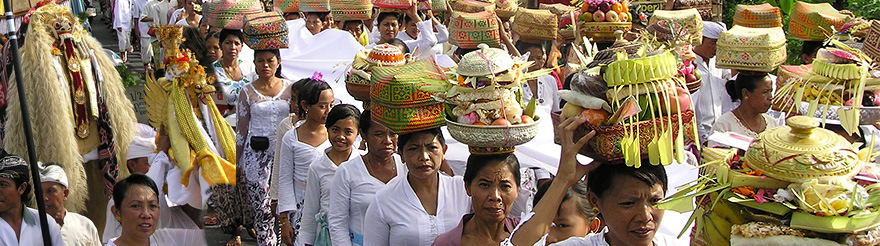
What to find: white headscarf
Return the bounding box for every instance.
[703,21,727,39]
[39,164,69,188]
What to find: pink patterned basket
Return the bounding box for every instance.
[203,0,263,30]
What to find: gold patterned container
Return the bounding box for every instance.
[744,116,862,183]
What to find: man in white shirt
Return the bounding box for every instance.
[0,155,65,246]
[40,164,102,246]
[113,0,133,62]
[133,0,151,68]
[691,21,732,145]
[140,0,172,69]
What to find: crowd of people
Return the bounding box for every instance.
[1,0,877,246]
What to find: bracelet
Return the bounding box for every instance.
[279,219,289,226]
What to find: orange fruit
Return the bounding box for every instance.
[472,122,488,126]
[581,3,590,13]
[611,2,624,13]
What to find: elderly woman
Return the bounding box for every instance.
[328,110,405,246]
[236,48,293,246]
[712,74,778,139]
[363,127,471,246]
[431,153,522,246]
[0,155,65,246]
[277,79,334,245]
[435,117,598,246]
[212,29,257,115]
[298,104,362,246]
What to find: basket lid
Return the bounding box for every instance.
[243,12,290,50]
[456,44,515,77]
[203,0,263,30]
[733,3,782,27]
[718,25,787,48]
[366,44,406,67]
[745,116,861,183]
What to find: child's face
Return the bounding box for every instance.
[306,15,324,35]
[346,23,364,39]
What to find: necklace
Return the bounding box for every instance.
[364,155,396,182]
[221,59,241,81]
[733,109,764,133]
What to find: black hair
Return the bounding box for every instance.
[402,12,426,24]
[343,20,364,31]
[464,153,522,186]
[377,12,402,26]
[112,173,160,209]
[306,12,331,22]
[218,29,244,46]
[587,160,668,199]
[801,41,824,64]
[1,156,31,203]
[290,78,307,102]
[182,26,212,69]
[514,40,546,55]
[359,109,373,134]
[397,127,446,153]
[254,49,283,78]
[454,47,478,59]
[326,104,362,130]
[386,38,410,54]
[534,179,596,220]
[725,74,769,102]
[296,78,333,117]
[206,30,221,42]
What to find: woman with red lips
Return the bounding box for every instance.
[363,128,471,246]
[298,105,362,246]
[431,153,523,246]
[236,48,293,246]
[107,174,160,246]
[277,79,334,245]
[711,74,778,139]
[328,110,406,246]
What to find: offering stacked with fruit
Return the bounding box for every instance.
[574,0,633,42]
[773,41,880,129]
[556,45,697,166]
[578,0,630,23]
[421,44,549,127]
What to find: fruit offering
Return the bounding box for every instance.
[421,44,549,126]
[577,0,630,23]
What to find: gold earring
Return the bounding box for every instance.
[592,207,600,214]
[116,216,121,222]
[745,96,749,100]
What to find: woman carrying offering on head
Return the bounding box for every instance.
[363,127,471,246]
[431,152,524,246]
[712,74,778,139]
[236,47,293,246]
[327,110,405,246]
[213,29,257,116]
